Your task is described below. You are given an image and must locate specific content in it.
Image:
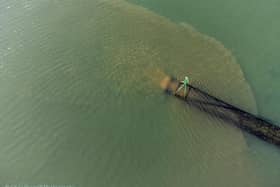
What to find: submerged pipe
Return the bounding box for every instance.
[161,76,280,147]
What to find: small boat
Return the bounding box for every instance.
[160,76,188,98]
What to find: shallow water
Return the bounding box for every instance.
[0,0,279,186]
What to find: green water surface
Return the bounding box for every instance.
[0,0,280,186]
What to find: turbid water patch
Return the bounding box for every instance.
[0,0,261,186]
[95,0,256,110]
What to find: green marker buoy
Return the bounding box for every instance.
[175,76,190,97]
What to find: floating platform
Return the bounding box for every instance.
[161,76,280,147]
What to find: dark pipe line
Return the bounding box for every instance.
[166,78,280,147]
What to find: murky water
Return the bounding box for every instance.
[0,0,279,186]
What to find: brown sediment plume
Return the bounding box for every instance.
[79,0,261,185]
[95,0,256,113]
